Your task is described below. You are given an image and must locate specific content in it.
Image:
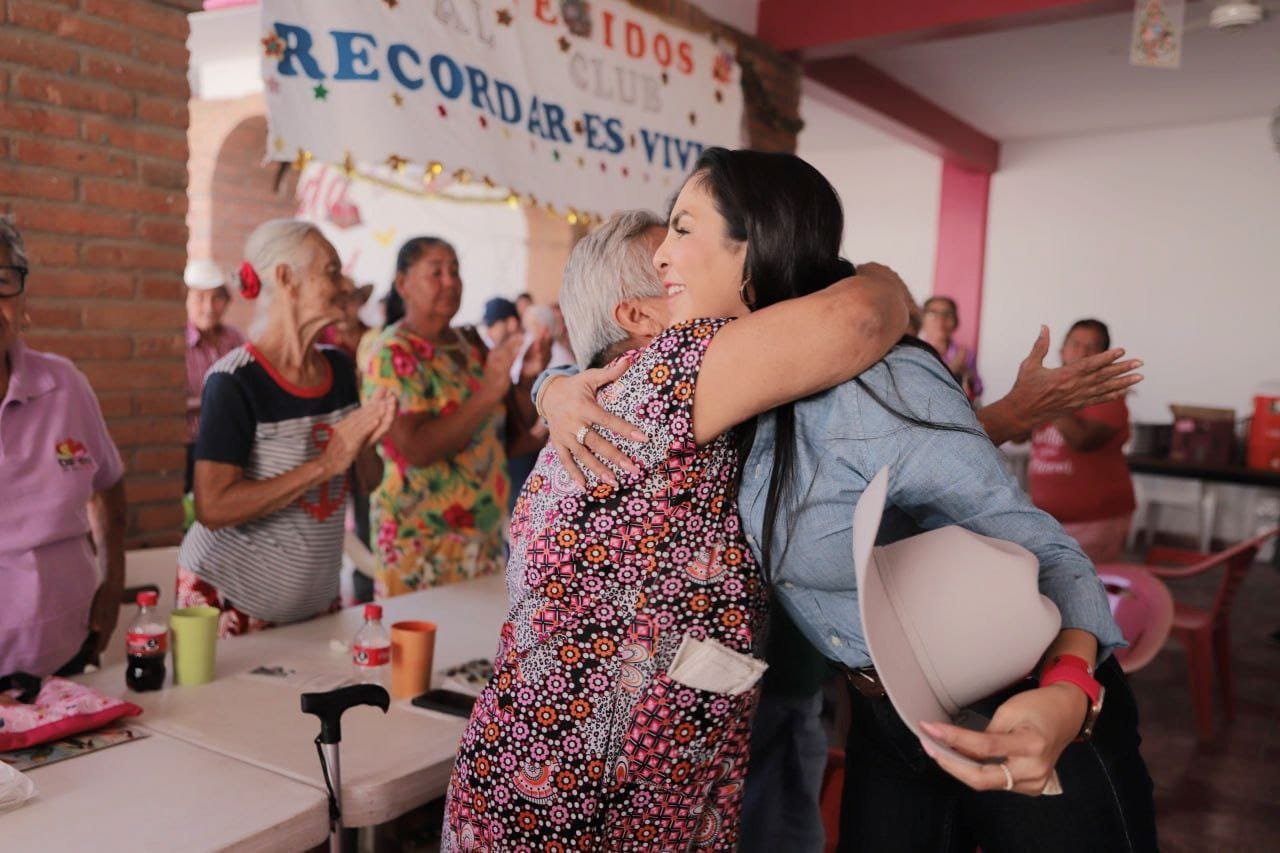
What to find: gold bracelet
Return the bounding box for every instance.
[534,374,562,421]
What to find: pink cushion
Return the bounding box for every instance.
[0,677,142,751]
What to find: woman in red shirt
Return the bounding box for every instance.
[1028,319,1136,562]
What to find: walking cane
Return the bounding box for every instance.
[301,683,391,853]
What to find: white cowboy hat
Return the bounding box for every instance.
[183,259,227,291]
[853,467,1062,767]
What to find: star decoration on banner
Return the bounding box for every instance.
[558,36,571,52]
[382,0,398,8]
[265,77,280,94]
[391,92,404,107]
[629,134,637,148]
[496,8,513,26]
[293,148,312,171]
[479,115,488,128]
[262,33,285,59]
[313,83,329,101]
[573,118,585,135]
[688,111,697,126]
[621,167,629,177]
[342,151,355,176]
[501,128,512,140]
[552,150,561,162]
[386,153,407,172]
[661,71,669,85]
[437,104,448,117]
[272,136,285,153]
[599,162,607,173]
[715,90,724,103]
[576,156,585,168]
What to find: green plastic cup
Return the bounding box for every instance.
[169,606,219,686]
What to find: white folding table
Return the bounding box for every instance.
[77,572,509,827]
[4,733,329,852]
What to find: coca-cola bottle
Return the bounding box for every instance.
[351,603,390,688]
[126,590,167,691]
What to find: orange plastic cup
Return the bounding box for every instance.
[390,620,436,700]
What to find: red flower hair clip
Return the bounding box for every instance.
[239,260,261,299]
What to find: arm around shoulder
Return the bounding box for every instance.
[691,265,909,444]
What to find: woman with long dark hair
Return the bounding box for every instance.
[539,147,1157,851]
[442,212,909,849]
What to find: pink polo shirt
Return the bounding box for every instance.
[186,322,245,443]
[0,340,124,676]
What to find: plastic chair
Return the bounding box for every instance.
[1140,528,1278,740]
[1126,475,1217,553]
[1094,565,1174,673]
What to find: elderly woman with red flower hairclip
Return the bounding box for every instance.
[176,219,397,637]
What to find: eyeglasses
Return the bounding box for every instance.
[0,265,28,298]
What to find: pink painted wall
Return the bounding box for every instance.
[931,162,991,354]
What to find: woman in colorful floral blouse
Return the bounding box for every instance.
[364,237,546,596]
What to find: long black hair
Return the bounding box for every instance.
[685,147,980,570]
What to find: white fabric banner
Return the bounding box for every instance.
[260,0,745,218]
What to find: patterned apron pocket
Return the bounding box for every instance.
[616,672,752,794]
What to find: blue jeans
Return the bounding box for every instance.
[740,689,828,853]
[837,657,1157,852]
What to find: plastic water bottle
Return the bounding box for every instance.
[352,604,391,687]
[125,590,167,691]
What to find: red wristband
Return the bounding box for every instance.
[1039,654,1101,705]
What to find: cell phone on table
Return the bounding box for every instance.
[411,688,477,718]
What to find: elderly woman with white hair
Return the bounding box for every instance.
[442,210,908,850]
[0,217,128,677]
[177,219,396,636]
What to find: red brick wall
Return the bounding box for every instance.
[2,0,202,546]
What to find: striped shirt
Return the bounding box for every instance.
[178,344,358,624]
[186,323,245,443]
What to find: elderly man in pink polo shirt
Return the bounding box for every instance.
[0,217,128,676]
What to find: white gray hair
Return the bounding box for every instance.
[0,216,29,270]
[242,218,322,336]
[522,304,563,338]
[560,209,665,369]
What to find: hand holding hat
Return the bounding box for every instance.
[853,468,1086,796]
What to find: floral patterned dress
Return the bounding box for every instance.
[364,323,510,596]
[444,320,769,852]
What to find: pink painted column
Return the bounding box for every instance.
[931,162,991,355]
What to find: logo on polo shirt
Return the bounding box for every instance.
[54,438,94,471]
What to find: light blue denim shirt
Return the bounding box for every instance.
[531,344,1124,670]
[737,344,1124,669]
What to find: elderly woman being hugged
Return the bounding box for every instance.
[177,219,396,636]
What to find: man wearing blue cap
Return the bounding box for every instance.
[479,297,520,352]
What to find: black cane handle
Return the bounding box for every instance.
[300,683,390,744]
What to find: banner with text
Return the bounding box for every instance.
[261,0,744,218]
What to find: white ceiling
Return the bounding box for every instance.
[857,8,1280,140]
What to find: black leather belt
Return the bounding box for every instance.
[841,665,887,699]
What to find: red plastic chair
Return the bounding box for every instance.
[1094,565,1175,674]
[1138,527,1278,740]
